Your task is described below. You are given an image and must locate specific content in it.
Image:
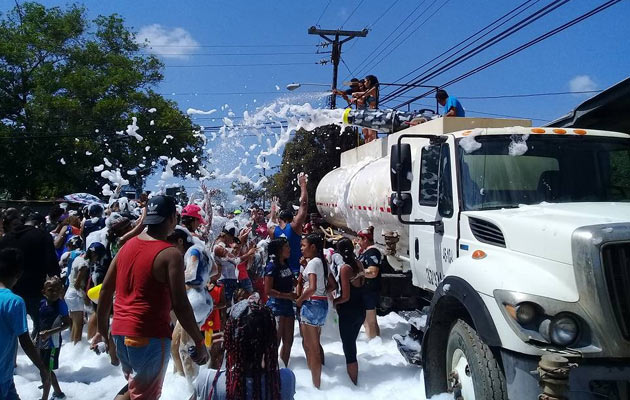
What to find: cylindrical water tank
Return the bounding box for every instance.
[315,155,407,247]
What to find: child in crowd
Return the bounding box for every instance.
[58,236,83,289]
[64,255,90,343]
[37,276,71,400]
[0,248,50,400]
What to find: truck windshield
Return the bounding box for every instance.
[458,135,630,211]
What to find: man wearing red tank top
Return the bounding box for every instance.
[97,195,208,400]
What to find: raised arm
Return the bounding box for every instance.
[269,196,279,224]
[291,173,308,234]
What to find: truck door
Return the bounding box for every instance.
[410,136,458,291]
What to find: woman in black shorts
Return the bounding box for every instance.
[264,237,297,367]
[333,238,365,385]
[357,226,382,338]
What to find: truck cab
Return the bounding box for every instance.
[316,115,630,399]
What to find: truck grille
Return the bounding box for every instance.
[601,242,630,340]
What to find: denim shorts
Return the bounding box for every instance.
[362,290,380,311]
[300,299,328,327]
[238,278,254,293]
[267,297,295,318]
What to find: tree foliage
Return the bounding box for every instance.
[267,125,357,212]
[0,2,204,199]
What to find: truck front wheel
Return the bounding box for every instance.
[446,319,508,400]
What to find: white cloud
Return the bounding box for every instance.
[569,75,597,93]
[136,24,199,58]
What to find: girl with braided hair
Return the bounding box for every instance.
[332,238,365,385]
[192,300,296,399]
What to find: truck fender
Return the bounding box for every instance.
[422,276,502,395]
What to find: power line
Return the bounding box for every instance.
[340,0,365,29]
[315,0,332,26]
[138,51,318,56]
[408,101,550,122]
[379,0,540,101]
[382,0,568,104]
[159,90,324,96]
[141,44,314,48]
[345,0,430,79]
[392,0,621,109]
[164,62,319,68]
[356,0,449,77]
[342,0,402,57]
[367,0,401,30]
[394,0,621,108]
[458,90,602,100]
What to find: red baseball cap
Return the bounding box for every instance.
[181,204,205,224]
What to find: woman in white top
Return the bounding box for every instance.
[213,223,254,306]
[296,234,334,389]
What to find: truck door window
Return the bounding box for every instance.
[419,145,440,206]
[438,144,453,218]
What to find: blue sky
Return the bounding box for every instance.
[5,0,630,199]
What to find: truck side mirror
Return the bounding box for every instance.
[390,144,412,192]
[390,192,412,215]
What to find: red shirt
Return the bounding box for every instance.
[111,236,174,338]
[202,284,223,332]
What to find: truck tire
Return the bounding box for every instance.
[446,319,508,400]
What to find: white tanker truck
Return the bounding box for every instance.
[315,109,630,399]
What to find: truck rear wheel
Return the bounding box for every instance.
[446,319,508,400]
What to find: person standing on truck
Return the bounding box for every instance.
[357,226,382,339]
[352,75,380,143]
[436,89,465,117]
[269,173,309,275]
[333,238,365,385]
[333,78,361,107]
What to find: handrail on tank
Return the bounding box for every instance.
[393,133,446,233]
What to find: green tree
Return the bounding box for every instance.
[0,2,204,199]
[267,124,357,212]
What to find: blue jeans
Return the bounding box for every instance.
[114,335,171,400]
[300,299,328,327]
[220,279,237,305]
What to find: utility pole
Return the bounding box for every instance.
[308,27,368,109]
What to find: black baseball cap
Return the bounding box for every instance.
[144,195,177,225]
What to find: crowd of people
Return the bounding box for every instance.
[0,171,385,400]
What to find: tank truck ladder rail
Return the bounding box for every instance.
[393,306,430,366]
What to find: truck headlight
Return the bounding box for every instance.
[549,314,579,346]
[515,302,538,324]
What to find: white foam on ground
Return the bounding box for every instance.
[14,313,451,399]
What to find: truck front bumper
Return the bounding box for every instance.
[501,349,630,400]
